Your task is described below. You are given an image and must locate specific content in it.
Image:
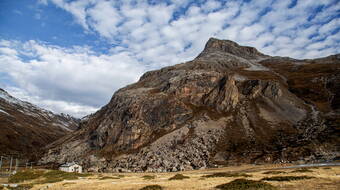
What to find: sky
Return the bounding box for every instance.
[0,0,339,118]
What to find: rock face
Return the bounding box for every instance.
[0,89,79,159]
[41,38,340,172]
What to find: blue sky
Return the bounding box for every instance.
[0,0,339,117]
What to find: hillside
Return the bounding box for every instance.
[41,38,340,172]
[0,89,79,159]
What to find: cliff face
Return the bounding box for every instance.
[0,89,79,159]
[41,38,340,172]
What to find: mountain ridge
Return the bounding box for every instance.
[0,88,79,159]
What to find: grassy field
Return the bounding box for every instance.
[0,164,339,190]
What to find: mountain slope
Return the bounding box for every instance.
[41,38,340,172]
[0,89,79,158]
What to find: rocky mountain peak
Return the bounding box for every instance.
[199,38,266,60]
[41,38,339,172]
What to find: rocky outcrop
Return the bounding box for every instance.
[41,38,340,172]
[0,89,79,159]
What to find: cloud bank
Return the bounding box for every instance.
[1,0,339,117]
[0,39,144,117]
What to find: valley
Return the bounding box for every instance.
[1,164,339,190]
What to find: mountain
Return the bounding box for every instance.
[0,88,79,159]
[41,38,340,172]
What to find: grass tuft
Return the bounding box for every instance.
[142,175,155,180]
[168,174,190,180]
[39,170,91,184]
[216,179,277,190]
[8,170,44,183]
[262,171,286,175]
[9,169,91,184]
[261,175,314,181]
[140,185,163,190]
[202,172,251,178]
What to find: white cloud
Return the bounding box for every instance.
[318,18,340,34]
[5,86,97,118]
[44,0,339,60]
[87,1,122,38]
[0,39,145,117]
[50,0,92,30]
[202,0,221,12]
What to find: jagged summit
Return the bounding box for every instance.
[198,38,267,60]
[193,38,268,70]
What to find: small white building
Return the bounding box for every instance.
[59,162,82,173]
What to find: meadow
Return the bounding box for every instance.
[0,164,339,190]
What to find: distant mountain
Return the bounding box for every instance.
[41,38,340,172]
[0,88,79,159]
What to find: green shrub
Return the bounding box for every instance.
[202,172,251,178]
[142,175,155,180]
[168,174,190,180]
[291,168,313,173]
[8,169,92,185]
[216,179,277,190]
[262,171,286,175]
[140,185,163,190]
[261,175,314,181]
[39,170,91,184]
[9,170,44,183]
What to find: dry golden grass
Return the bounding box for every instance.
[3,164,338,190]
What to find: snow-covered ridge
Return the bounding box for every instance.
[0,88,77,131]
[0,108,9,115]
[0,88,33,108]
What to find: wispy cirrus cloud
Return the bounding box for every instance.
[0,0,339,117]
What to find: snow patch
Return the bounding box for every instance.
[245,57,270,71]
[0,89,75,131]
[245,62,269,71]
[0,108,9,115]
[233,74,247,81]
[0,90,33,109]
[52,123,72,131]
